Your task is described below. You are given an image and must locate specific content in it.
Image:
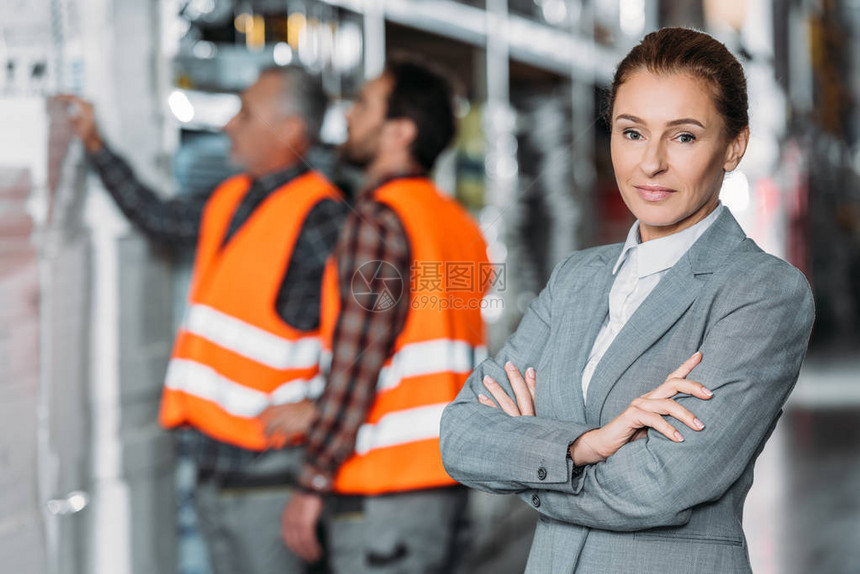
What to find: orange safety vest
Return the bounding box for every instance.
[319,177,490,495]
[160,171,341,450]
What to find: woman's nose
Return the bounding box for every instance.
[639,140,668,176]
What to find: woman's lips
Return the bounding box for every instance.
[634,185,676,202]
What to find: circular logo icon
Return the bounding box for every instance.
[351,260,404,312]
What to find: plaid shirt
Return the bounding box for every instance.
[299,175,419,493]
[89,146,346,475]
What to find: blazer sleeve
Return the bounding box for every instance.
[518,258,815,530]
[440,255,597,494]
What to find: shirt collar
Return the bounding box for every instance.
[253,162,309,193]
[612,204,725,277]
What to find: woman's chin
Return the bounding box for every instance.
[630,206,684,229]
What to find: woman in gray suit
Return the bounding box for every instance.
[440,27,814,574]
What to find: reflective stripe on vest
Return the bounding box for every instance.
[160,172,341,450]
[183,304,321,370]
[165,358,324,417]
[322,340,488,394]
[377,339,488,392]
[354,403,447,454]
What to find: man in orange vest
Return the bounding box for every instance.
[265,59,490,573]
[60,67,344,574]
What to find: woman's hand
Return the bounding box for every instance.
[478,361,537,416]
[571,352,712,466]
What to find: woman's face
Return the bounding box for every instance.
[610,70,748,241]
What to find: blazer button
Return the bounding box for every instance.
[531,493,541,508]
[537,467,547,480]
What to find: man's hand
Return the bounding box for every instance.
[259,400,318,446]
[282,491,324,563]
[54,94,103,153]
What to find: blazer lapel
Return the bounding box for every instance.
[549,247,619,422]
[583,261,703,423]
[583,209,748,424]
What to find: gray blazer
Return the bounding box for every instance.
[440,210,814,574]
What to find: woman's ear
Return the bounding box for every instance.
[723,126,750,172]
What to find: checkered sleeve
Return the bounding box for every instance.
[88,145,207,246]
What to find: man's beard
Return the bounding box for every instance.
[338,140,374,169]
[339,124,383,169]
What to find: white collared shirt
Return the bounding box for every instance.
[580,205,724,403]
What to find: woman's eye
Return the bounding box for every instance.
[677,133,696,143]
[623,129,642,141]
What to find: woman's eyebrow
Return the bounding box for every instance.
[614,114,706,129]
[666,118,705,128]
[614,113,642,124]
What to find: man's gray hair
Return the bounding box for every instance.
[261,66,327,144]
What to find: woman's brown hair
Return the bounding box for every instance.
[606,27,749,139]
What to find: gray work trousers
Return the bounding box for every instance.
[194,448,312,574]
[325,486,469,574]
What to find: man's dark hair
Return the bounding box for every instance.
[384,58,457,172]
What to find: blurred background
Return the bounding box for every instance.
[1,0,859,573]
